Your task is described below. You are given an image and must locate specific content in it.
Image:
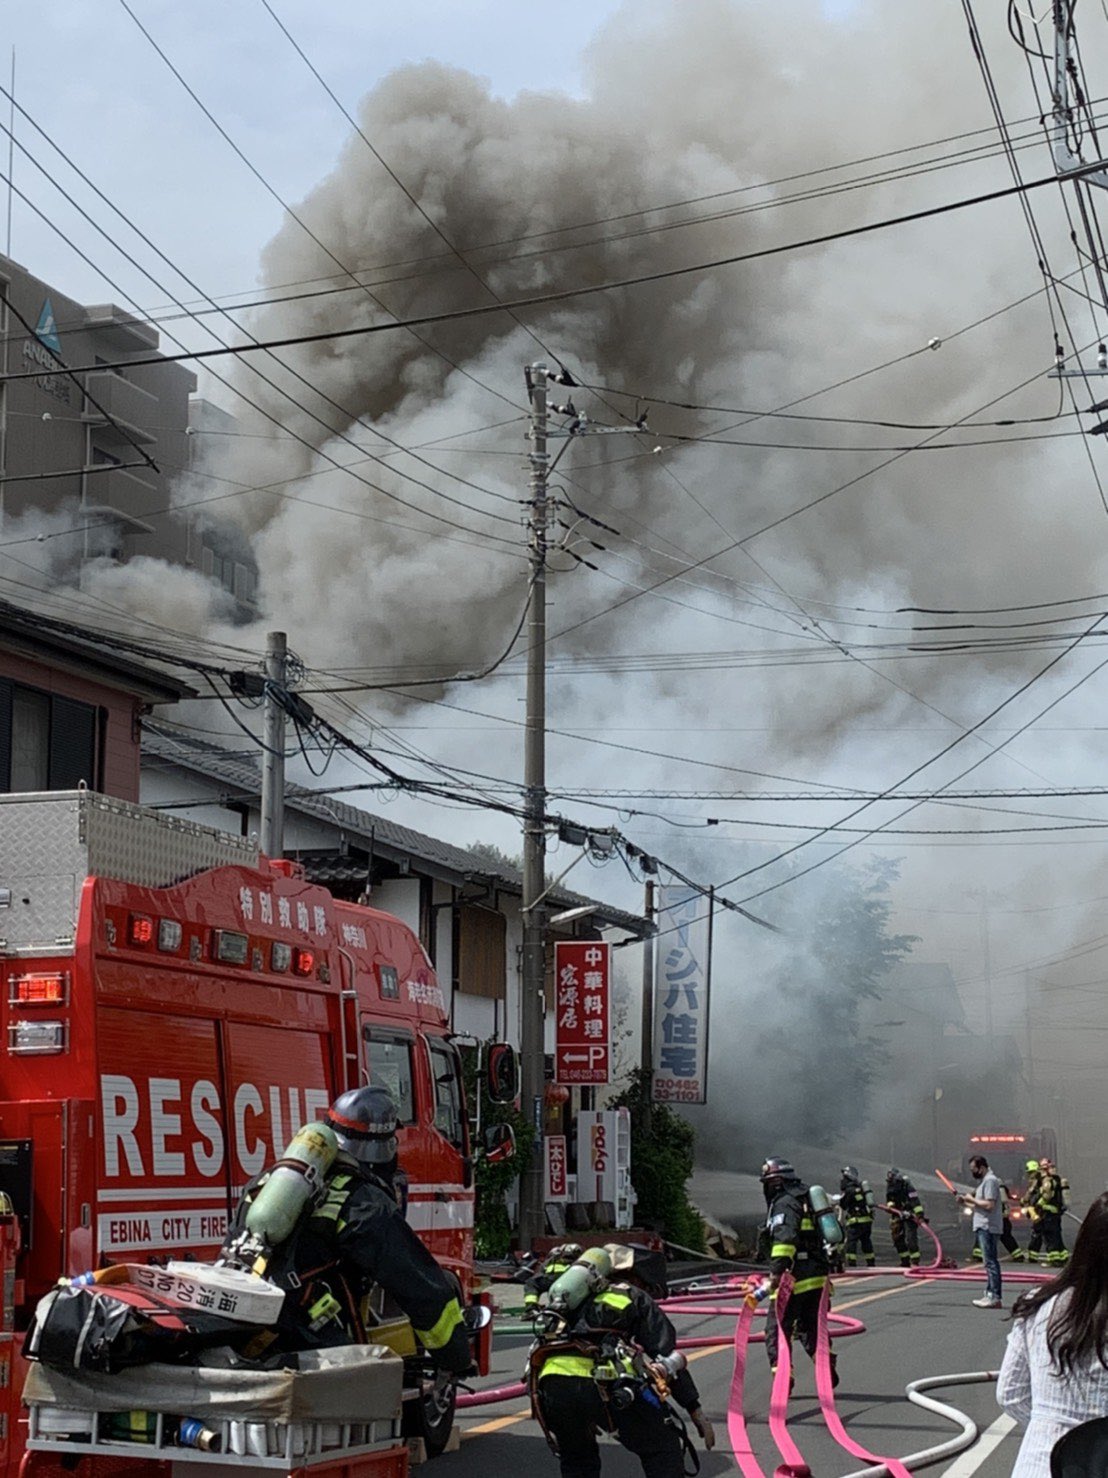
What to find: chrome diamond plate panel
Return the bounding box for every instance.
[0,791,258,952]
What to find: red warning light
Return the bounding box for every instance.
[292,949,315,978]
[128,915,155,946]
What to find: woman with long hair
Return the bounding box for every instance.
[998,1192,1108,1476]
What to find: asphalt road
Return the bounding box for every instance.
[450,1255,1035,1478]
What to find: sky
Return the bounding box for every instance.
[8,0,1108,1165]
[3,0,623,312]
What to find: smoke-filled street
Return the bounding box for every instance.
[7,1,1108,1475]
[458,1271,1023,1478]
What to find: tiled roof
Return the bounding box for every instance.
[142,719,650,936]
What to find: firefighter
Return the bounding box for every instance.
[1037,1157,1069,1267]
[225,1086,472,1372]
[523,1244,584,1316]
[761,1157,838,1391]
[1023,1160,1045,1263]
[531,1244,715,1478]
[839,1166,876,1268]
[885,1168,927,1267]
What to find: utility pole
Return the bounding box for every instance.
[519,364,549,1251]
[260,629,287,858]
[640,879,656,1123]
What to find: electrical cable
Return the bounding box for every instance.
[7,157,1108,385]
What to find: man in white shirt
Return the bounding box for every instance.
[962,1154,1003,1308]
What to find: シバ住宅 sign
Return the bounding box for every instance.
[652,887,713,1104]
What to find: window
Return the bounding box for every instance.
[0,682,101,794]
[426,1038,466,1152]
[10,688,48,790]
[455,905,506,1000]
[363,1028,416,1124]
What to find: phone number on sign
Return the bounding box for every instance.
[653,1079,703,1102]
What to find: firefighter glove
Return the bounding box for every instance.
[690,1409,716,1450]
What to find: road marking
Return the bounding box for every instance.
[461,1408,532,1437]
[939,1413,1017,1476]
[463,1279,936,1435]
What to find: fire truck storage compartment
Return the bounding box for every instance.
[24,1342,404,1467]
[0,792,259,953]
[0,1141,31,1249]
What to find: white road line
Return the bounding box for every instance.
[940,1413,1017,1475]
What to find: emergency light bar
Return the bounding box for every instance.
[8,973,68,1006]
[129,915,184,953]
[971,1134,1026,1144]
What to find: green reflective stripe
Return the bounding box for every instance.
[415,1297,464,1351]
[595,1290,632,1310]
[800,1218,815,1231]
[524,1294,539,1306]
[792,1275,828,1295]
[770,1243,796,1258]
[1040,1203,1059,1213]
[312,1175,353,1227]
[539,1355,596,1378]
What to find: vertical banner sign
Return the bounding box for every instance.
[652,887,713,1104]
[545,1134,568,1200]
[554,940,611,1084]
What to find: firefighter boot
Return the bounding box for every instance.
[770,1366,796,1397]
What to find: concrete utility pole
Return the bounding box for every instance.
[260,630,287,858]
[640,878,656,1113]
[519,364,550,1251]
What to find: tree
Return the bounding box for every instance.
[609,1069,704,1251]
[706,856,916,1151]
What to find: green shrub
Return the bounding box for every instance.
[610,1069,704,1252]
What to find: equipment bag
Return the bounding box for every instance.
[27,1282,255,1373]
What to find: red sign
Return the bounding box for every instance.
[546,1134,568,1199]
[554,940,610,1085]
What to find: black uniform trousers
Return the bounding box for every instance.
[764,1284,824,1369]
[1039,1211,1067,1265]
[890,1215,920,1265]
[844,1220,875,1266]
[538,1375,684,1478]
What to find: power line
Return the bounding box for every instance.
[8,159,1108,386]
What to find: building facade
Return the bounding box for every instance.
[0,254,255,608]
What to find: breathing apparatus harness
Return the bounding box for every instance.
[526,1248,700,1475]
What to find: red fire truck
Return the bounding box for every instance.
[0,790,514,1476]
[962,1129,1058,1201]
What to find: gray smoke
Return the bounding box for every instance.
[74,0,1108,1189]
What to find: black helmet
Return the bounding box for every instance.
[841,1164,860,1187]
[887,1166,901,1184]
[761,1156,796,1182]
[325,1086,399,1166]
[760,1157,796,1202]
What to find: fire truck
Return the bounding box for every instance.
[0,790,516,1476]
[962,1129,1058,1201]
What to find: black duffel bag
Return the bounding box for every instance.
[27,1281,255,1373]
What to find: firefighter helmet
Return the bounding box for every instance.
[560,1242,584,1263]
[324,1086,399,1166]
[841,1165,860,1183]
[887,1167,902,1184]
[1025,1159,1040,1173]
[760,1157,796,1201]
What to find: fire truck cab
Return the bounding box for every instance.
[0,791,511,1475]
